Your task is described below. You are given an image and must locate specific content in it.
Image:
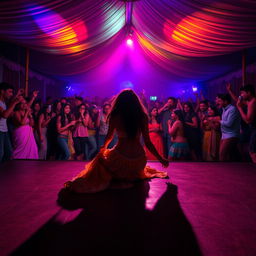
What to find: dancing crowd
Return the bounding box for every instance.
[0,82,256,163]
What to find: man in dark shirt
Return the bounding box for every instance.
[158,97,177,158]
[0,83,22,162]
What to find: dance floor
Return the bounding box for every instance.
[0,160,256,256]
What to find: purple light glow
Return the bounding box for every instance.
[120,80,134,90]
[64,35,186,98]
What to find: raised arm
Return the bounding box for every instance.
[237,98,256,124]
[200,90,205,101]
[158,102,169,114]
[226,83,238,102]
[194,93,200,112]
[27,91,39,107]
[0,94,22,119]
[177,99,183,111]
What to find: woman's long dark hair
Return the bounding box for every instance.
[39,104,53,120]
[53,100,63,114]
[108,89,148,138]
[173,109,184,122]
[148,107,160,124]
[208,105,220,117]
[183,102,195,113]
[89,105,99,123]
[74,104,87,120]
[59,103,73,127]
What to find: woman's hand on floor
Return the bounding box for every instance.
[160,158,169,168]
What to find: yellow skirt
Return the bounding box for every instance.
[65,148,168,193]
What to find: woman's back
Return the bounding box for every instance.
[113,116,145,158]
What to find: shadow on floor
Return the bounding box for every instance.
[11,182,202,256]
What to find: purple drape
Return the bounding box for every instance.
[1,0,256,81]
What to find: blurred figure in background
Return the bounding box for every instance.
[168,110,189,161]
[38,104,55,159]
[182,102,201,161]
[144,107,164,160]
[87,105,99,160]
[237,85,256,163]
[56,103,76,160]
[216,94,241,161]
[46,100,62,159]
[97,103,117,150]
[0,83,22,162]
[201,105,221,161]
[158,97,177,158]
[73,104,90,160]
[12,96,38,159]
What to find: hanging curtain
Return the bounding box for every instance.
[0,0,256,80]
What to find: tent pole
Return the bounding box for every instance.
[242,49,247,86]
[25,48,30,97]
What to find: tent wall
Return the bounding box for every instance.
[0,57,65,102]
[203,63,256,102]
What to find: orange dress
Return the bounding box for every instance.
[144,123,164,160]
[202,119,221,161]
[65,146,168,193]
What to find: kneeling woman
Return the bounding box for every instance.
[168,110,190,161]
[65,89,169,193]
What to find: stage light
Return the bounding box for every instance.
[65,85,72,91]
[150,96,157,101]
[126,38,133,46]
[192,86,198,92]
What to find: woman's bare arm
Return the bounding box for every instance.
[56,115,75,133]
[82,113,89,127]
[13,110,29,126]
[185,116,198,128]
[141,117,169,167]
[168,121,179,136]
[27,91,39,107]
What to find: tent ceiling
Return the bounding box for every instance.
[0,0,256,84]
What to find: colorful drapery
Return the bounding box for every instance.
[0,0,256,81]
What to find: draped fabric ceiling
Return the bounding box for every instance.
[1,0,256,84]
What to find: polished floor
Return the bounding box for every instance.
[0,160,256,256]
